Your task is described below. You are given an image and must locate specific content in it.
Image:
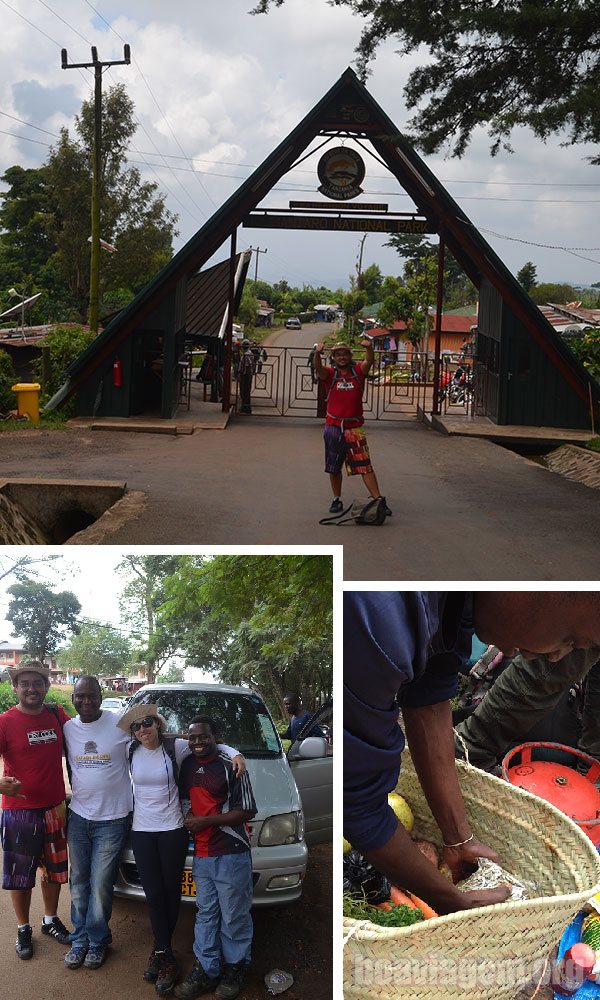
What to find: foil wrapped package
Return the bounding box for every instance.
[457,857,539,901]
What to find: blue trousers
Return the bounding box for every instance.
[68,809,132,948]
[192,852,253,978]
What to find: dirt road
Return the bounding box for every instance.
[0,843,332,1000]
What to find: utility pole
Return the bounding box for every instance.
[248,246,268,291]
[356,233,368,287]
[61,44,131,336]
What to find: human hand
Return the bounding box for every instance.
[360,338,373,349]
[231,754,246,776]
[0,776,25,799]
[184,815,210,834]
[442,837,501,883]
[457,884,512,910]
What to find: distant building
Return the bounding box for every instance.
[313,304,340,322]
[256,300,275,327]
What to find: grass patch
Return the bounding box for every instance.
[0,410,69,432]
[586,437,600,453]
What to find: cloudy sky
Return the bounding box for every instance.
[1,0,599,292]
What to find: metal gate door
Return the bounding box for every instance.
[232,346,431,419]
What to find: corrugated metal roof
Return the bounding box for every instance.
[186,250,251,339]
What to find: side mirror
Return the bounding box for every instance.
[297,736,328,760]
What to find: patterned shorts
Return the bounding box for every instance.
[324,424,373,476]
[1,802,68,889]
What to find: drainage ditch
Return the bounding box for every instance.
[0,479,145,544]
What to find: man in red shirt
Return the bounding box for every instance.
[175,716,257,1000]
[314,339,391,515]
[0,661,71,960]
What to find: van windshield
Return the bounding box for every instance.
[131,689,282,758]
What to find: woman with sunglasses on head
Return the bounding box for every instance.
[117,704,246,997]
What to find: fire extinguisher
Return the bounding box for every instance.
[113,357,122,388]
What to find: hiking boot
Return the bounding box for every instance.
[144,950,162,983]
[16,924,33,960]
[156,949,178,995]
[377,496,392,517]
[174,960,219,998]
[65,944,89,969]
[83,944,108,969]
[329,497,344,514]
[215,962,245,999]
[41,916,71,945]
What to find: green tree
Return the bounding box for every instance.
[160,555,333,718]
[31,324,95,402]
[0,85,178,324]
[6,579,81,659]
[117,555,185,684]
[236,285,259,330]
[386,233,475,308]
[517,262,538,292]
[56,622,132,678]
[357,262,384,304]
[0,349,16,413]
[156,662,186,683]
[529,282,578,304]
[568,329,600,384]
[376,279,413,335]
[253,0,600,161]
[340,289,367,334]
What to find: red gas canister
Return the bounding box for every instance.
[113,357,122,387]
[502,742,600,845]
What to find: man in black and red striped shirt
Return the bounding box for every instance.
[175,716,256,1000]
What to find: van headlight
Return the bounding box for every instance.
[258,811,303,846]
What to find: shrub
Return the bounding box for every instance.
[0,680,75,716]
[32,324,96,401]
[0,349,17,413]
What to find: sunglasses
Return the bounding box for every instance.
[131,717,155,732]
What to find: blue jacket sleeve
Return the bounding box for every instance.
[343,592,420,853]
[343,592,469,853]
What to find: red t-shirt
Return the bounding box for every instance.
[0,704,69,809]
[179,752,256,858]
[323,365,366,427]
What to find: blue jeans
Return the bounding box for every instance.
[68,809,132,948]
[192,852,253,978]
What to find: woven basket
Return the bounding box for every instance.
[343,752,600,1000]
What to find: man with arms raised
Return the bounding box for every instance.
[0,660,71,959]
[314,339,390,516]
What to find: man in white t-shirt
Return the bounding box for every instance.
[62,676,132,971]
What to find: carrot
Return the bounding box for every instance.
[375,901,392,911]
[405,890,438,920]
[390,885,418,909]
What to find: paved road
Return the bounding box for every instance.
[263,320,339,350]
[0,843,332,1000]
[1,418,599,579]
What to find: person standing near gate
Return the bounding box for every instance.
[314,339,391,515]
[238,339,254,414]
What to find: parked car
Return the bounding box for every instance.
[100,697,125,712]
[285,316,302,329]
[113,683,332,906]
[286,699,332,845]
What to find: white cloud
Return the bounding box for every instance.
[0,0,598,288]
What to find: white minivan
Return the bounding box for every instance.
[113,683,332,906]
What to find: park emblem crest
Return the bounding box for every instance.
[317,147,365,200]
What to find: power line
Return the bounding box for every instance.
[84,0,212,218]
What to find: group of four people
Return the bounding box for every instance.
[0,662,256,999]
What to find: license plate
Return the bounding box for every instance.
[181,870,196,897]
